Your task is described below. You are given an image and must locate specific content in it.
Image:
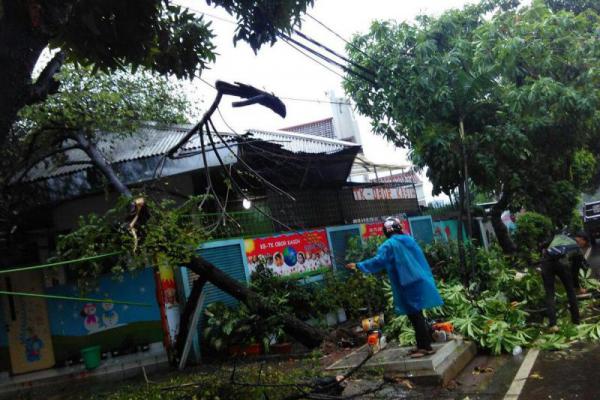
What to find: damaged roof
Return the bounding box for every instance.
[23,124,360,182]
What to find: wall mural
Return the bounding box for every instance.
[432,219,467,243]
[45,268,163,363]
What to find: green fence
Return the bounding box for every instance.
[203,210,275,238]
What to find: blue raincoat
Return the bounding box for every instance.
[357,234,443,315]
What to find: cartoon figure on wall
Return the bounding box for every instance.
[434,226,447,243]
[81,303,99,332]
[23,327,44,362]
[101,302,119,328]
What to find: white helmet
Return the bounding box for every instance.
[383,217,403,238]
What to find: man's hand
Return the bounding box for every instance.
[345,263,357,271]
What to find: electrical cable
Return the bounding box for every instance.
[198,76,351,106]
[279,32,378,86]
[306,13,376,63]
[293,29,376,78]
[279,36,347,80]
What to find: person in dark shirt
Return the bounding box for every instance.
[540,234,581,332]
[573,231,592,296]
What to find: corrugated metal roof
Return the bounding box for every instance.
[247,129,358,154]
[24,124,360,182]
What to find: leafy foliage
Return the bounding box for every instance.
[344,0,600,227]
[5,64,192,206]
[64,358,323,400]
[250,264,316,320]
[371,240,600,354]
[513,212,553,258]
[203,301,285,352]
[38,0,313,79]
[19,64,190,136]
[55,196,209,290]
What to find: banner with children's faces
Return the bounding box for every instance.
[245,229,332,278]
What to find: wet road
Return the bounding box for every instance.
[517,245,600,400]
[519,342,600,400]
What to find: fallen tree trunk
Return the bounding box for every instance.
[183,255,327,350]
[174,275,208,365]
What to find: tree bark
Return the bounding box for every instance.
[459,119,473,239]
[185,255,328,349]
[0,2,72,145]
[491,191,516,254]
[457,180,467,282]
[174,275,207,365]
[72,132,132,198]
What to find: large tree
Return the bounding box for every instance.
[0,0,313,145]
[4,65,329,359]
[8,65,190,196]
[344,0,600,252]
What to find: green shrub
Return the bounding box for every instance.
[250,264,315,319]
[513,211,553,256]
[203,301,285,353]
[352,237,600,355]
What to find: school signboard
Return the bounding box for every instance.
[244,230,332,279]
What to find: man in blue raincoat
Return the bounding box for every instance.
[346,217,443,358]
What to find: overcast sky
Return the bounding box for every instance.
[175,0,488,202]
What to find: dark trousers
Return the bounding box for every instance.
[541,258,580,326]
[407,311,432,351]
[570,254,587,290]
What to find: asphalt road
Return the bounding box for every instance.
[518,244,600,400]
[519,342,600,400]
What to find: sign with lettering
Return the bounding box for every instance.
[352,186,416,201]
[360,220,411,239]
[245,230,332,278]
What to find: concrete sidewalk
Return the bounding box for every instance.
[0,349,168,399]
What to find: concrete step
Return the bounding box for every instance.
[326,339,477,386]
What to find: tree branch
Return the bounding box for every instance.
[26,51,65,106]
[72,131,132,198]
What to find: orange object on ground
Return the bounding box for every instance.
[432,321,454,333]
[367,333,380,345]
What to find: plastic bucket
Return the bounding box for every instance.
[81,345,101,370]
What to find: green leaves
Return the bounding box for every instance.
[19,64,191,139]
[345,1,600,221]
[56,196,209,290]
[379,239,600,355]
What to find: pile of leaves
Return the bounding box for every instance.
[350,238,600,354]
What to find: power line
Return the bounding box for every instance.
[306,13,353,47]
[279,36,347,80]
[196,73,352,107]
[293,29,376,77]
[174,2,237,25]
[278,32,377,86]
[178,1,376,88]
[305,13,383,68]
[279,96,350,106]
